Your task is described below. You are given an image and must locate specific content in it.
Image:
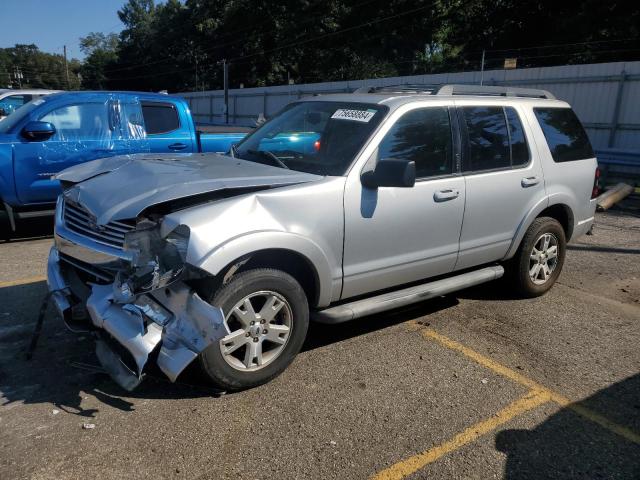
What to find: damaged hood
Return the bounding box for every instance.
[57,153,322,224]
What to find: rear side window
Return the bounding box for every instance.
[460,106,530,172]
[378,107,453,179]
[505,108,529,167]
[461,107,510,171]
[534,107,594,162]
[142,102,180,134]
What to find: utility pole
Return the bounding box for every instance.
[63,45,70,89]
[480,49,485,86]
[223,59,229,124]
[14,66,23,88]
[194,53,198,91]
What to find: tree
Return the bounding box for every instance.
[0,44,81,90]
[79,33,119,89]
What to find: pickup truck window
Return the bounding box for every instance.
[40,103,110,142]
[0,98,44,134]
[534,107,594,162]
[378,107,452,179]
[141,102,180,135]
[235,101,388,176]
[0,94,33,115]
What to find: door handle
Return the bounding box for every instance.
[521,176,540,187]
[168,143,187,151]
[433,189,460,202]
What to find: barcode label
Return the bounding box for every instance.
[331,108,377,123]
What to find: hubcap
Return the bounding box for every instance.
[219,291,292,372]
[529,233,559,285]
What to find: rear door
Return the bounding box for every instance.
[141,101,196,153]
[455,103,545,270]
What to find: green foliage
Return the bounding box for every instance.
[79,33,120,89]
[7,0,640,92]
[99,0,638,92]
[0,44,81,90]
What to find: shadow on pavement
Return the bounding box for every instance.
[567,244,640,255]
[496,374,640,479]
[0,279,459,413]
[0,215,54,243]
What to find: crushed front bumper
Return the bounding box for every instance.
[47,246,227,391]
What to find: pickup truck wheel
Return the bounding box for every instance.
[200,268,309,391]
[510,217,566,298]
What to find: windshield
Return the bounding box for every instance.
[235,101,388,175]
[0,98,45,134]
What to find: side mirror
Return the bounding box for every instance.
[21,121,56,141]
[361,157,416,189]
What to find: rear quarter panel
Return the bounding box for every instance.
[521,104,597,241]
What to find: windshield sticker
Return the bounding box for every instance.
[331,108,377,123]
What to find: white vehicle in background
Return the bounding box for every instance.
[0,89,60,121]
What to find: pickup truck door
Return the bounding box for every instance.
[13,100,131,204]
[141,101,196,153]
[454,104,545,270]
[342,105,465,299]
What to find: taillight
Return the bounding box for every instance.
[314,140,321,152]
[591,167,601,199]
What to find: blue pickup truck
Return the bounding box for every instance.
[0,91,249,231]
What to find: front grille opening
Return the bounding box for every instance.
[63,200,135,249]
[59,252,115,285]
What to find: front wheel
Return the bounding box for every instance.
[508,217,567,298]
[199,268,309,391]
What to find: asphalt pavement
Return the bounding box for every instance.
[0,208,638,479]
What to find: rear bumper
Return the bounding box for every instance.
[47,245,227,391]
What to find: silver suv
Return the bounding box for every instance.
[47,85,598,391]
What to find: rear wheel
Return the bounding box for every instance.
[509,217,566,298]
[199,268,309,391]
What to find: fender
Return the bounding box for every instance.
[503,196,549,260]
[196,230,340,308]
[504,194,576,260]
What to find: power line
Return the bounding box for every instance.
[100,0,383,75]
[106,1,440,81]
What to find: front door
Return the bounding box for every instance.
[342,105,465,299]
[13,99,140,204]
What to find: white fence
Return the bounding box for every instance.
[179,61,640,151]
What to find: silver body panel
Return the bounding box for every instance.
[47,90,597,389]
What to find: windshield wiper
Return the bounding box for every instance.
[244,149,289,170]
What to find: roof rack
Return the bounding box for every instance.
[353,83,555,100]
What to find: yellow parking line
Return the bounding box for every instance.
[0,276,46,288]
[421,327,640,445]
[372,389,551,480]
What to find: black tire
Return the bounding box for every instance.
[199,268,309,391]
[509,216,566,298]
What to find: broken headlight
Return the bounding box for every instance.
[116,223,191,302]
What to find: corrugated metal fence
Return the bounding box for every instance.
[179,61,640,152]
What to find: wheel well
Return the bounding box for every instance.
[537,204,573,239]
[204,249,320,307]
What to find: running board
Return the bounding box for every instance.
[312,265,504,324]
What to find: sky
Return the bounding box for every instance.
[0,0,126,60]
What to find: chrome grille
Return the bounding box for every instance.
[59,252,114,284]
[63,200,135,249]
